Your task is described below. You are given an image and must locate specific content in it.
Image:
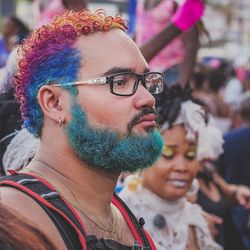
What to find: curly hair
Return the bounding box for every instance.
[156,84,208,128]
[14,9,127,137]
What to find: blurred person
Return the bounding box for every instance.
[191,74,250,246]
[197,160,250,249]
[226,69,247,130]
[0,47,19,94]
[63,0,88,11]
[0,10,165,249]
[223,67,243,109]
[135,0,205,86]
[0,91,22,176]
[33,0,65,27]
[206,69,229,118]
[0,18,29,173]
[2,127,40,175]
[33,0,88,28]
[205,69,231,134]
[229,72,249,129]
[0,16,29,67]
[0,47,22,175]
[217,91,250,187]
[217,91,250,250]
[128,0,137,35]
[120,84,225,250]
[243,71,250,92]
[190,68,208,101]
[0,204,56,250]
[0,39,8,68]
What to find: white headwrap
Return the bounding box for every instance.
[162,100,224,161]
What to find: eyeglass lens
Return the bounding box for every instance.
[112,73,163,95]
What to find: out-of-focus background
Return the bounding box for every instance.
[0,0,250,60]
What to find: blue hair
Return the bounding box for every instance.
[25,47,81,137]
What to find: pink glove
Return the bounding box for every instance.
[171,0,205,31]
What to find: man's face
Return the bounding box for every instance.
[74,29,156,136]
[63,29,163,172]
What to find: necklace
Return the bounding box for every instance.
[72,201,119,234]
[60,181,118,234]
[23,165,119,235]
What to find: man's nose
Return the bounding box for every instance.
[133,81,156,109]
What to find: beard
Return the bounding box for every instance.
[65,100,163,173]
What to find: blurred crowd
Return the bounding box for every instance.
[0,0,250,250]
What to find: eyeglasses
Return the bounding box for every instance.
[50,72,164,96]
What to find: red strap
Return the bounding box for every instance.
[112,195,157,249]
[0,180,87,250]
[144,229,157,250]
[8,169,18,175]
[112,195,143,245]
[21,172,87,233]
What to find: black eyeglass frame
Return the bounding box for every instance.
[49,71,164,96]
[106,71,164,96]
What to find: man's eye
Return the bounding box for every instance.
[113,78,127,87]
[185,149,196,160]
[162,146,174,159]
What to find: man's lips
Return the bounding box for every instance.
[135,114,156,127]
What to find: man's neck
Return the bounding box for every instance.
[24,142,120,218]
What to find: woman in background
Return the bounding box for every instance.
[120,85,224,250]
[119,85,250,249]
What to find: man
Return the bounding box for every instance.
[223,67,243,109]
[217,91,250,250]
[0,10,164,249]
[1,0,205,176]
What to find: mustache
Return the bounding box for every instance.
[127,107,159,133]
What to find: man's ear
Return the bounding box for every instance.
[37,85,68,123]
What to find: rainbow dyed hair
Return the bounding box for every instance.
[15,9,127,137]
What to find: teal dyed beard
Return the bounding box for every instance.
[65,101,163,173]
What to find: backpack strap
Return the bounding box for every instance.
[0,173,156,250]
[112,193,156,250]
[0,173,87,250]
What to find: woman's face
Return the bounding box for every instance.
[142,125,199,200]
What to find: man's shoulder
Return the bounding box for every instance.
[0,185,52,231]
[0,185,39,211]
[0,183,68,250]
[0,184,50,224]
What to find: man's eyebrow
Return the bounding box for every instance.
[102,67,150,76]
[102,67,134,76]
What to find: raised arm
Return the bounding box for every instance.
[139,0,204,63]
[214,172,250,209]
